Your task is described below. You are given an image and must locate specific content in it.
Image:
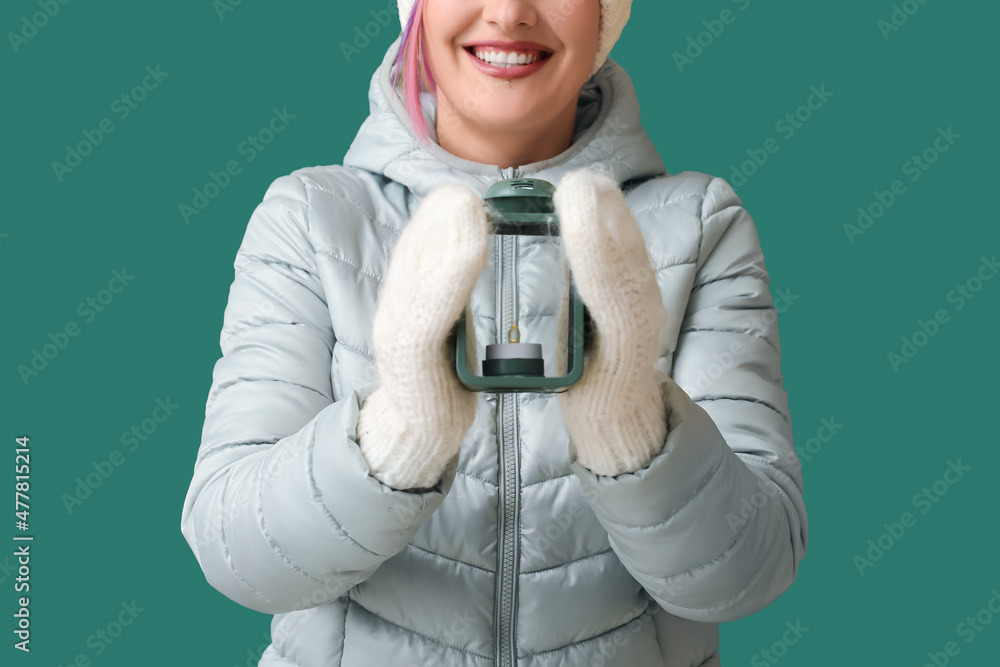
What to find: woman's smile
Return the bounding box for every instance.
[463,41,553,79]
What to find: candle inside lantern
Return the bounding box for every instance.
[483,319,545,377]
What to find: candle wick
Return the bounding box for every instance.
[508,318,519,344]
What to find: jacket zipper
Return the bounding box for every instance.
[495,166,520,667]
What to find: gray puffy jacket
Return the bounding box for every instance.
[180,37,808,667]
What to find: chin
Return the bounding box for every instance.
[480,101,551,131]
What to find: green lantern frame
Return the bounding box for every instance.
[454,178,586,393]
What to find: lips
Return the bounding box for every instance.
[463,43,553,79]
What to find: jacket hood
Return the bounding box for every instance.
[342,36,667,198]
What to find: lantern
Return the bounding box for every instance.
[454,178,587,393]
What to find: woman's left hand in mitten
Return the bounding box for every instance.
[553,169,670,477]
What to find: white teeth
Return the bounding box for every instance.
[472,48,542,67]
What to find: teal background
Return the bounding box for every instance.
[2,0,997,664]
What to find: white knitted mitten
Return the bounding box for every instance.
[553,169,670,477]
[356,184,490,490]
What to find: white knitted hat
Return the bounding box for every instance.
[397,0,631,77]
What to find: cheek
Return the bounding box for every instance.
[546,4,600,65]
[577,8,601,48]
[422,0,471,47]
[421,3,471,73]
[549,0,600,37]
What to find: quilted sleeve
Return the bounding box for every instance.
[180,173,454,615]
[570,176,808,623]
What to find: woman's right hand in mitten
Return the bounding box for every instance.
[356,184,490,491]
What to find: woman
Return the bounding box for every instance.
[180,1,808,665]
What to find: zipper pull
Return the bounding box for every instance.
[497,166,520,180]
